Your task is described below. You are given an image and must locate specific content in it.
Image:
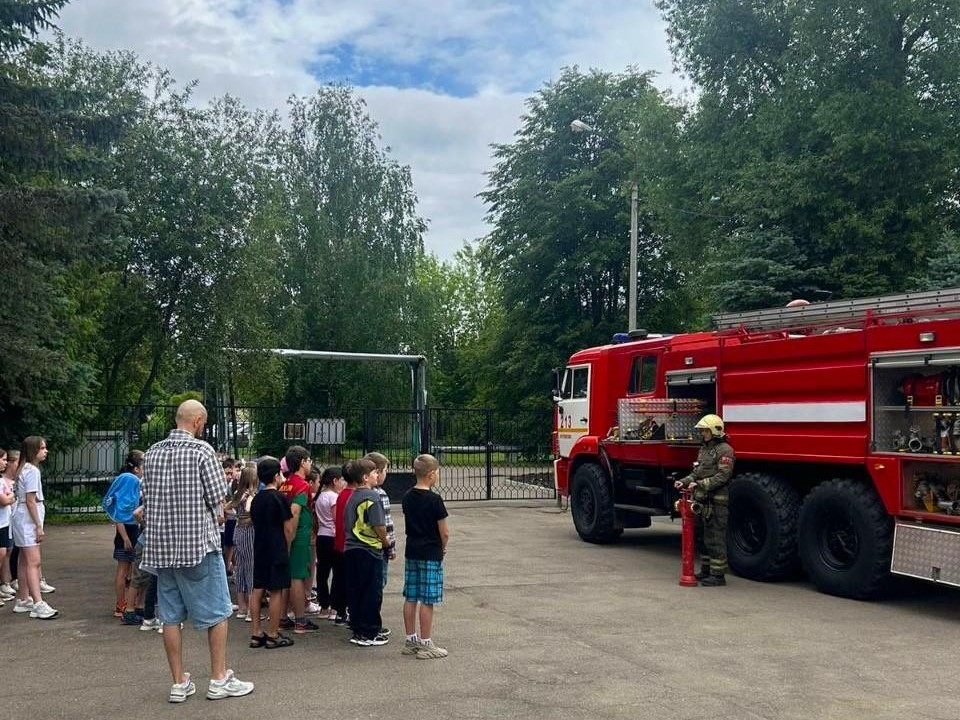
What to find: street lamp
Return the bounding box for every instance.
[570,119,639,333]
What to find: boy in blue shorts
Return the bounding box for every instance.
[401,454,449,659]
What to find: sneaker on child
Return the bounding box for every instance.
[416,639,448,659]
[401,637,423,655]
[39,578,56,594]
[140,618,162,632]
[13,598,35,614]
[206,669,254,700]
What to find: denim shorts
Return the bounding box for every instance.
[157,552,232,630]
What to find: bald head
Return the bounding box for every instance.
[176,399,208,436]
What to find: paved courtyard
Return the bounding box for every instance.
[6,503,960,719]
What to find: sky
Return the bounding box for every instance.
[55,0,681,259]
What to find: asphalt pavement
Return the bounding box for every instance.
[6,503,960,720]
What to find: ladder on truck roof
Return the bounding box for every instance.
[712,287,960,332]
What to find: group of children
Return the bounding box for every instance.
[244,449,449,658]
[107,446,450,658]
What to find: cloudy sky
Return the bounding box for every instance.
[56,0,681,259]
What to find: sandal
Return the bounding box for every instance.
[264,633,295,649]
[249,633,267,648]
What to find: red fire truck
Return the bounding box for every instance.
[553,288,960,599]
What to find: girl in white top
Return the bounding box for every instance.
[11,436,58,619]
[314,467,343,619]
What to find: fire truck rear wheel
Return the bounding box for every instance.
[798,478,893,600]
[727,472,801,581]
[570,463,618,544]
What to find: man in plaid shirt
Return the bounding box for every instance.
[143,400,254,703]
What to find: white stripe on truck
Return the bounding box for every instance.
[723,401,866,423]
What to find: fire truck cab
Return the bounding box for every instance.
[553,288,960,599]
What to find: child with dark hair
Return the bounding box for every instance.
[278,446,317,634]
[248,458,295,649]
[314,466,343,619]
[331,459,364,626]
[103,449,146,619]
[343,457,389,646]
[221,458,240,576]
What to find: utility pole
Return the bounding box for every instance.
[629,178,638,332]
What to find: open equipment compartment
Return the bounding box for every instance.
[872,351,960,520]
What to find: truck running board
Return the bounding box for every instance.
[891,522,960,587]
[712,287,960,332]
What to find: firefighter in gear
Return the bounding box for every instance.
[673,414,735,586]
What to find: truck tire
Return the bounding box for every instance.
[798,479,892,600]
[570,463,618,544]
[727,473,801,581]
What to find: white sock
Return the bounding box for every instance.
[406,633,418,642]
[420,637,431,644]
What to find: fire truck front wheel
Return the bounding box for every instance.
[727,473,801,581]
[798,479,893,600]
[570,463,618,544]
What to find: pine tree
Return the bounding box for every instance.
[0,0,128,445]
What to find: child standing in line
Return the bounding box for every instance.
[343,458,389,646]
[363,452,396,590]
[401,454,449,659]
[314,466,342,619]
[278,446,317,634]
[249,458,295,649]
[232,466,259,620]
[331,460,362,626]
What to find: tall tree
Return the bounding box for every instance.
[269,87,426,414]
[480,67,687,411]
[656,0,960,309]
[0,2,128,445]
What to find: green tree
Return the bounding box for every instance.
[0,3,128,445]
[480,67,687,411]
[268,87,426,414]
[656,0,960,309]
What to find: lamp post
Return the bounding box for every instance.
[570,119,639,332]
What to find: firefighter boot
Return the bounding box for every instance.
[700,574,726,587]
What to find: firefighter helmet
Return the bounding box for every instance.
[694,414,725,437]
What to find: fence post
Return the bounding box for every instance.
[363,408,372,456]
[485,409,493,501]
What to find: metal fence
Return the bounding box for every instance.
[44,405,555,514]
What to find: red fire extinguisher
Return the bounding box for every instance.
[679,487,698,587]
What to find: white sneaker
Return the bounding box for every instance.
[39,578,56,594]
[140,618,162,632]
[0,582,14,596]
[29,600,59,619]
[168,673,196,703]
[206,669,254,700]
[13,598,35,613]
[305,601,321,615]
[10,579,18,591]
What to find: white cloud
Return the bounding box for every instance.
[54,0,681,259]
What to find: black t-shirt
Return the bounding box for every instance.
[401,487,448,562]
[250,488,293,562]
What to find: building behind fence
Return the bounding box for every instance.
[45,405,555,514]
